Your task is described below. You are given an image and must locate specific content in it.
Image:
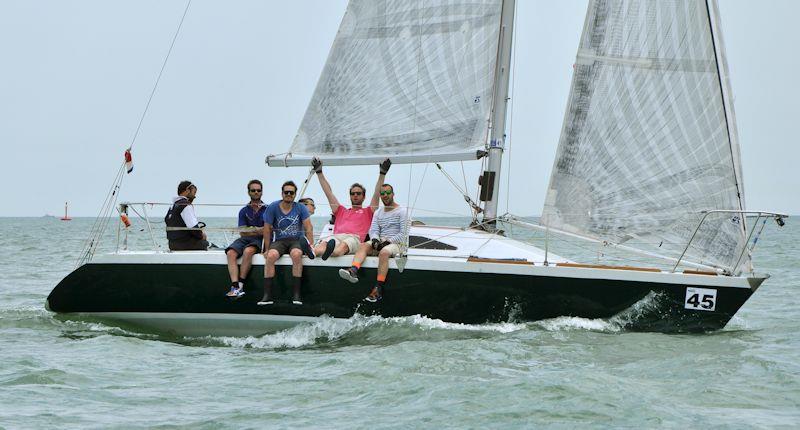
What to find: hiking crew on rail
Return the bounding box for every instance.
[339,183,409,302]
[224,179,267,298]
[258,180,314,306]
[311,157,391,260]
[165,180,209,251]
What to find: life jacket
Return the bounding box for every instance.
[165,197,194,242]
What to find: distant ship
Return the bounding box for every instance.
[60,202,72,221]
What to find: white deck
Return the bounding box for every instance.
[95,225,759,290]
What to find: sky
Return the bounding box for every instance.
[0,0,797,217]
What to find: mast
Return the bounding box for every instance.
[481,0,515,224]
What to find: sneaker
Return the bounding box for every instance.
[321,239,336,260]
[301,237,315,259]
[257,286,273,305]
[338,267,359,284]
[292,285,302,305]
[364,285,382,303]
[225,282,244,298]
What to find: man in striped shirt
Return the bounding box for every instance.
[339,183,408,302]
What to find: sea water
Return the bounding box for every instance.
[1,217,798,429]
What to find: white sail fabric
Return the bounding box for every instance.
[542,0,748,272]
[280,0,502,165]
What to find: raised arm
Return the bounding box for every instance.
[370,158,392,210]
[313,157,341,213]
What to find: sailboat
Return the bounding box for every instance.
[60,202,72,221]
[47,0,786,336]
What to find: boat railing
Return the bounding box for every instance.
[118,202,260,252]
[499,211,788,276]
[673,210,788,275]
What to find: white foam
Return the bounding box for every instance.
[212,313,526,349]
[534,316,622,333]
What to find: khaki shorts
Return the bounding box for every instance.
[366,243,402,257]
[320,233,361,254]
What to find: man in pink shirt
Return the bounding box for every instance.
[311,157,391,260]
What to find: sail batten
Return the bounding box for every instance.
[276,0,504,166]
[543,0,748,273]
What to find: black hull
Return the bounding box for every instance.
[47,261,758,334]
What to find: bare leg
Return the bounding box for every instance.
[239,246,257,279]
[290,248,303,277]
[351,242,371,267]
[331,242,350,257]
[377,247,392,279]
[313,243,327,255]
[226,249,239,283]
[265,249,280,278]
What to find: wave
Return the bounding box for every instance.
[190,314,527,350]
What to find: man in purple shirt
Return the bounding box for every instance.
[224,179,266,298]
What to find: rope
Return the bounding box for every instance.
[128,0,192,151]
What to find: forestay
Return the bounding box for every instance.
[542,0,748,273]
[267,0,503,167]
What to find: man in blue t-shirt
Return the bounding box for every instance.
[224,179,267,298]
[258,180,313,306]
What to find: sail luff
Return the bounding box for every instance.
[706,0,746,211]
[482,0,515,222]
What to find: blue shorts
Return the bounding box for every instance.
[225,236,263,256]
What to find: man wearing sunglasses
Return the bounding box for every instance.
[310,157,391,260]
[258,180,313,305]
[339,183,408,303]
[165,180,209,251]
[224,179,266,298]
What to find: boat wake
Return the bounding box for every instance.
[194,314,527,350]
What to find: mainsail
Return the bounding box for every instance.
[542,0,748,272]
[267,0,503,166]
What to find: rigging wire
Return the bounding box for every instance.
[78,0,192,266]
[128,0,193,151]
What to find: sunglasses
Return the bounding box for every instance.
[350,191,364,196]
[283,190,296,195]
[380,190,393,196]
[248,189,262,193]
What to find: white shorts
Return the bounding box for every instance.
[319,233,361,254]
[367,243,402,257]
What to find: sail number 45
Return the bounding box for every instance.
[685,288,717,311]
